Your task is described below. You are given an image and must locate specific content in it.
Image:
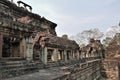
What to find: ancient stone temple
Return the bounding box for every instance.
[0,0,106,80]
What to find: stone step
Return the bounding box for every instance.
[0,61,45,79]
[1,66,39,79]
[0,60,26,66]
[0,57,25,61]
[47,62,58,67]
[1,64,24,70]
[1,61,43,70]
[0,57,45,79]
[33,55,40,60]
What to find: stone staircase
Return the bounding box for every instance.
[0,57,45,79]
[46,62,58,67]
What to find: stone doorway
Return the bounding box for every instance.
[2,37,20,57]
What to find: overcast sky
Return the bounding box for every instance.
[14,0,120,37]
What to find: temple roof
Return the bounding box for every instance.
[47,36,79,49]
[34,32,79,50]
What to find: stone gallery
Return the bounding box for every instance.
[0,0,120,80]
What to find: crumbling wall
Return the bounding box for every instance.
[102,33,120,80]
[101,59,120,80]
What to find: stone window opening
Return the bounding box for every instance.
[67,51,71,60]
[58,50,63,60]
[74,50,77,59]
[2,37,20,57]
[47,49,54,62]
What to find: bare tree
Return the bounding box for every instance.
[106,25,120,38]
[70,28,104,46]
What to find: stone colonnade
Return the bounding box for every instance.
[40,47,79,64]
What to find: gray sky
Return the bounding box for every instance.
[14,0,120,37]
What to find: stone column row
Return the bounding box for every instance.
[40,47,80,64]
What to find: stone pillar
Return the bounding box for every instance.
[62,50,64,60]
[100,52,103,59]
[72,51,75,59]
[39,49,42,61]
[64,50,67,62]
[76,50,80,60]
[70,50,73,60]
[42,47,47,64]
[26,43,33,61]
[25,37,34,61]
[0,34,3,58]
[86,52,89,58]
[29,7,32,12]
[41,48,44,62]
[79,52,82,59]
[20,38,25,58]
[23,39,27,58]
[53,48,58,61]
[69,50,72,60]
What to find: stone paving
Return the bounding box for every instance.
[4,67,67,80]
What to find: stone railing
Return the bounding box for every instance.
[45,56,101,68]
